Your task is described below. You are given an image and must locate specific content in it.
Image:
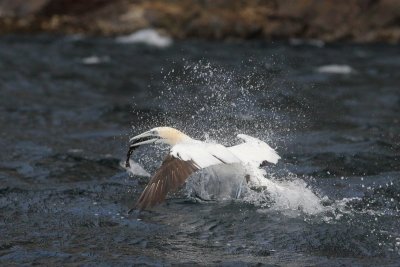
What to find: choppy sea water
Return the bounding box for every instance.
[0,35,399,266]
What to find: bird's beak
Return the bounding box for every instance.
[129,131,160,147]
[125,131,160,168]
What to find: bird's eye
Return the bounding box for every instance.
[152,130,158,135]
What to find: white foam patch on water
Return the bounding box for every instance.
[121,159,151,177]
[116,29,172,48]
[186,163,325,215]
[246,175,325,215]
[82,55,110,65]
[316,64,354,74]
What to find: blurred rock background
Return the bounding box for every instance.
[0,0,399,43]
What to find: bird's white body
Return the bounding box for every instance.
[126,127,281,210]
[186,163,248,200]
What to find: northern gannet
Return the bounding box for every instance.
[126,127,280,211]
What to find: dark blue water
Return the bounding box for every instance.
[0,35,399,266]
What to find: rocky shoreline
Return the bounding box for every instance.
[0,0,399,43]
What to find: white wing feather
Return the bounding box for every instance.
[170,134,280,170]
[228,134,280,165]
[171,142,241,169]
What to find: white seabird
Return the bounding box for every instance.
[126,127,280,211]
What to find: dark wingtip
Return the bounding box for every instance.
[128,199,145,213]
[127,207,135,214]
[127,206,144,214]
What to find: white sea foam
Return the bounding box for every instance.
[116,29,172,48]
[81,55,109,65]
[244,168,325,215]
[121,159,151,177]
[316,64,354,74]
[186,163,325,215]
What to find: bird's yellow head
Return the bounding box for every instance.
[152,127,191,145]
[125,126,191,167]
[129,126,191,147]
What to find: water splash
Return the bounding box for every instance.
[186,163,325,215]
[132,60,324,214]
[244,169,325,215]
[150,60,306,143]
[134,59,396,225]
[121,159,151,177]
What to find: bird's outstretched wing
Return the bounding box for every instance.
[228,134,280,166]
[133,143,241,211]
[133,155,199,211]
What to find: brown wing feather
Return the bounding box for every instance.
[133,155,199,211]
